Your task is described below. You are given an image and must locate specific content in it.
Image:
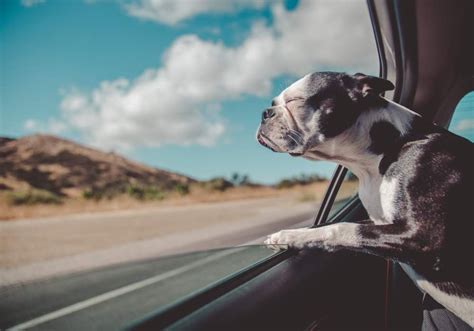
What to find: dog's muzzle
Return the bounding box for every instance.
[257,132,277,152]
[261,108,276,123]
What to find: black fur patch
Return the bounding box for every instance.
[368,121,401,154]
[378,131,474,285]
[304,73,363,139]
[308,91,361,139]
[304,73,393,141]
[378,118,447,175]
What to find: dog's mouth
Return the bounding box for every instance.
[257,133,278,152]
[289,152,303,157]
[258,132,305,156]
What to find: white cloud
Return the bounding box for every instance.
[47,119,67,134]
[23,118,67,134]
[20,0,45,7]
[58,82,225,150]
[124,0,270,25]
[454,119,474,132]
[24,119,39,131]
[50,0,377,150]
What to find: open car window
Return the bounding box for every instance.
[449,92,474,141]
[326,171,359,221]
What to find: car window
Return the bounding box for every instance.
[449,91,474,141]
[1,1,377,329]
[327,171,359,220]
[2,246,278,331]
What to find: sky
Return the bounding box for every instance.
[1,0,472,184]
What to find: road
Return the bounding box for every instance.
[0,196,317,330]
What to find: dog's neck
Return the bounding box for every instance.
[304,97,420,180]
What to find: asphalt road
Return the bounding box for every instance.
[0,210,314,330]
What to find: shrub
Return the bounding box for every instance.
[82,189,103,200]
[7,189,62,206]
[230,173,251,186]
[276,173,327,189]
[126,184,165,201]
[83,184,165,201]
[276,179,294,189]
[203,177,234,192]
[174,183,190,196]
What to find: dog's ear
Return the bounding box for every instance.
[353,73,395,97]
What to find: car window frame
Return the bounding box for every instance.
[311,165,349,226]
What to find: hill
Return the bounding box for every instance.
[0,134,194,198]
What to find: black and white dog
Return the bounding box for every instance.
[257,72,473,326]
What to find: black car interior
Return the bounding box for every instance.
[129,0,473,330]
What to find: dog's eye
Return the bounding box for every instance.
[286,97,304,104]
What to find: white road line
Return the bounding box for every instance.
[8,218,312,330]
[7,248,245,331]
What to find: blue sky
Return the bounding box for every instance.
[1,0,472,184]
[450,93,474,142]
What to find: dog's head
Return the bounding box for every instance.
[256,72,394,156]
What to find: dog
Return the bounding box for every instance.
[257,72,473,326]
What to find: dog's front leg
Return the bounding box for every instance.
[266,222,437,265]
[265,223,361,252]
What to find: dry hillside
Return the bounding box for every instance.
[0,134,194,197]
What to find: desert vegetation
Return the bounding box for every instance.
[275,173,327,189]
[2,171,326,204]
[0,173,330,220]
[6,189,62,206]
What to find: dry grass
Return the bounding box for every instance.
[0,181,330,221]
[336,180,359,200]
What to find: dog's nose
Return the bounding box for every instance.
[262,108,276,122]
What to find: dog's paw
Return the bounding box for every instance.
[264,232,288,251]
[264,228,309,250]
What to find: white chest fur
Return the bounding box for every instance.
[358,175,399,224]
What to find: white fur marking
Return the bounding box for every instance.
[401,264,474,327]
[358,175,386,224]
[265,223,360,251]
[380,178,398,222]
